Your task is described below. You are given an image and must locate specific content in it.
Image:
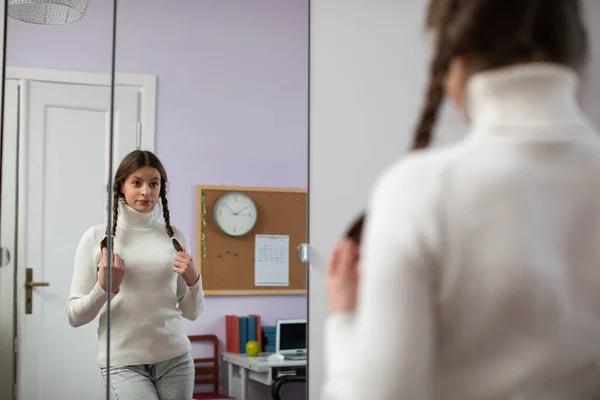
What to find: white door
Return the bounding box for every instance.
[6,78,153,400]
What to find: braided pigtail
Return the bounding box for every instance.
[342,3,458,247]
[411,57,451,150]
[111,189,119,236]
[345,213,365,245]
[345,7,456,246]
[101,187,121,250]
[412,1,457,151]
[161,191,183,252]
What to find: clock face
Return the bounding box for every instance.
[213,192,258,237]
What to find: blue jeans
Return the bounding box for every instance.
[101,352,195,400]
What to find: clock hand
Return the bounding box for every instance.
[223,202,236,214]
[235,207,248,214]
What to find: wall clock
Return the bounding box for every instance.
[213,191,258,237]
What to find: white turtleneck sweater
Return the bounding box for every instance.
[322,63,600,399]
[66,200,205,367]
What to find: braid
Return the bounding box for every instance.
[412,4,456,151]
[411,54,451,150]
[161,191,174,237]
[112,189,119,236]
[345,213,365,245]
[161,191,183,252]
[349,4,458,248]
[101,187,121,250]
[347,9,454,245]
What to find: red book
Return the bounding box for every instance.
[225,315,240,353]
[249,314,262,350]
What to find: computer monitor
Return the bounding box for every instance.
[275,318,307,357]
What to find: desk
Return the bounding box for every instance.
[221,352,306,400]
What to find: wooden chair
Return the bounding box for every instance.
[189,334,234,400]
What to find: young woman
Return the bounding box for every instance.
[324,1,600,399]
[66,150,205,399]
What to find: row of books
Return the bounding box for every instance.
[225,314,277,354]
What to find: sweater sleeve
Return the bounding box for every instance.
[65,227,112,327]
[321,155,441,400]
[175,228,205,321]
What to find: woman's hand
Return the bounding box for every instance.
[97,248,125,294]
[174,246,199,286]
[325,239,360,314]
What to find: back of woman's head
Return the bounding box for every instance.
[345,1,587,247]
[413,0,588,150]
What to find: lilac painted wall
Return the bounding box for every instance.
[6,1,308,398]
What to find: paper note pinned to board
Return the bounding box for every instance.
[254,234,289,286]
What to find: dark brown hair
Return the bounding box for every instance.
[347,0,588,245]
[414,0,588,150]
[345,213,365,244]
[101,150,182,252]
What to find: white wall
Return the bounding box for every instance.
[309,0,600,399]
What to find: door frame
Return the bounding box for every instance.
[0,66,156,399]
[5,67,157,153]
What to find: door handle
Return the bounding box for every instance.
[0,247,10,267]
[25,268,49,314]
[26,282,50,288]
[296,243,309,263]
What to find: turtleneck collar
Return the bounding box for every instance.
[465,62,587,130]
[118,199,157,229]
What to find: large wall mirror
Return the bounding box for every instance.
[0,0,126,399]
[0,0,308,399]
[110,1,308,399]
[5,1,599,400]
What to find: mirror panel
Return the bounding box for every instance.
[0,1,117,398]
[0,2,11,399]
[104,1,309,399]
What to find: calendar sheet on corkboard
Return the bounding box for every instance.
[196,185,307,295]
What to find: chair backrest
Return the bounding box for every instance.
[189,334,220,394]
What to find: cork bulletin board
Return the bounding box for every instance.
[196,185,307,296]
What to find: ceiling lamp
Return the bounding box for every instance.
[7,0,89,25]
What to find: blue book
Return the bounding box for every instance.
[239,316,249,353]
[247,316,257,342]
[263,326,276,335]
[263,325,276,352]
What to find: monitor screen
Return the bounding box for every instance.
[279,322,306,351]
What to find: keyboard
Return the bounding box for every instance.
[284,355,307,361]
